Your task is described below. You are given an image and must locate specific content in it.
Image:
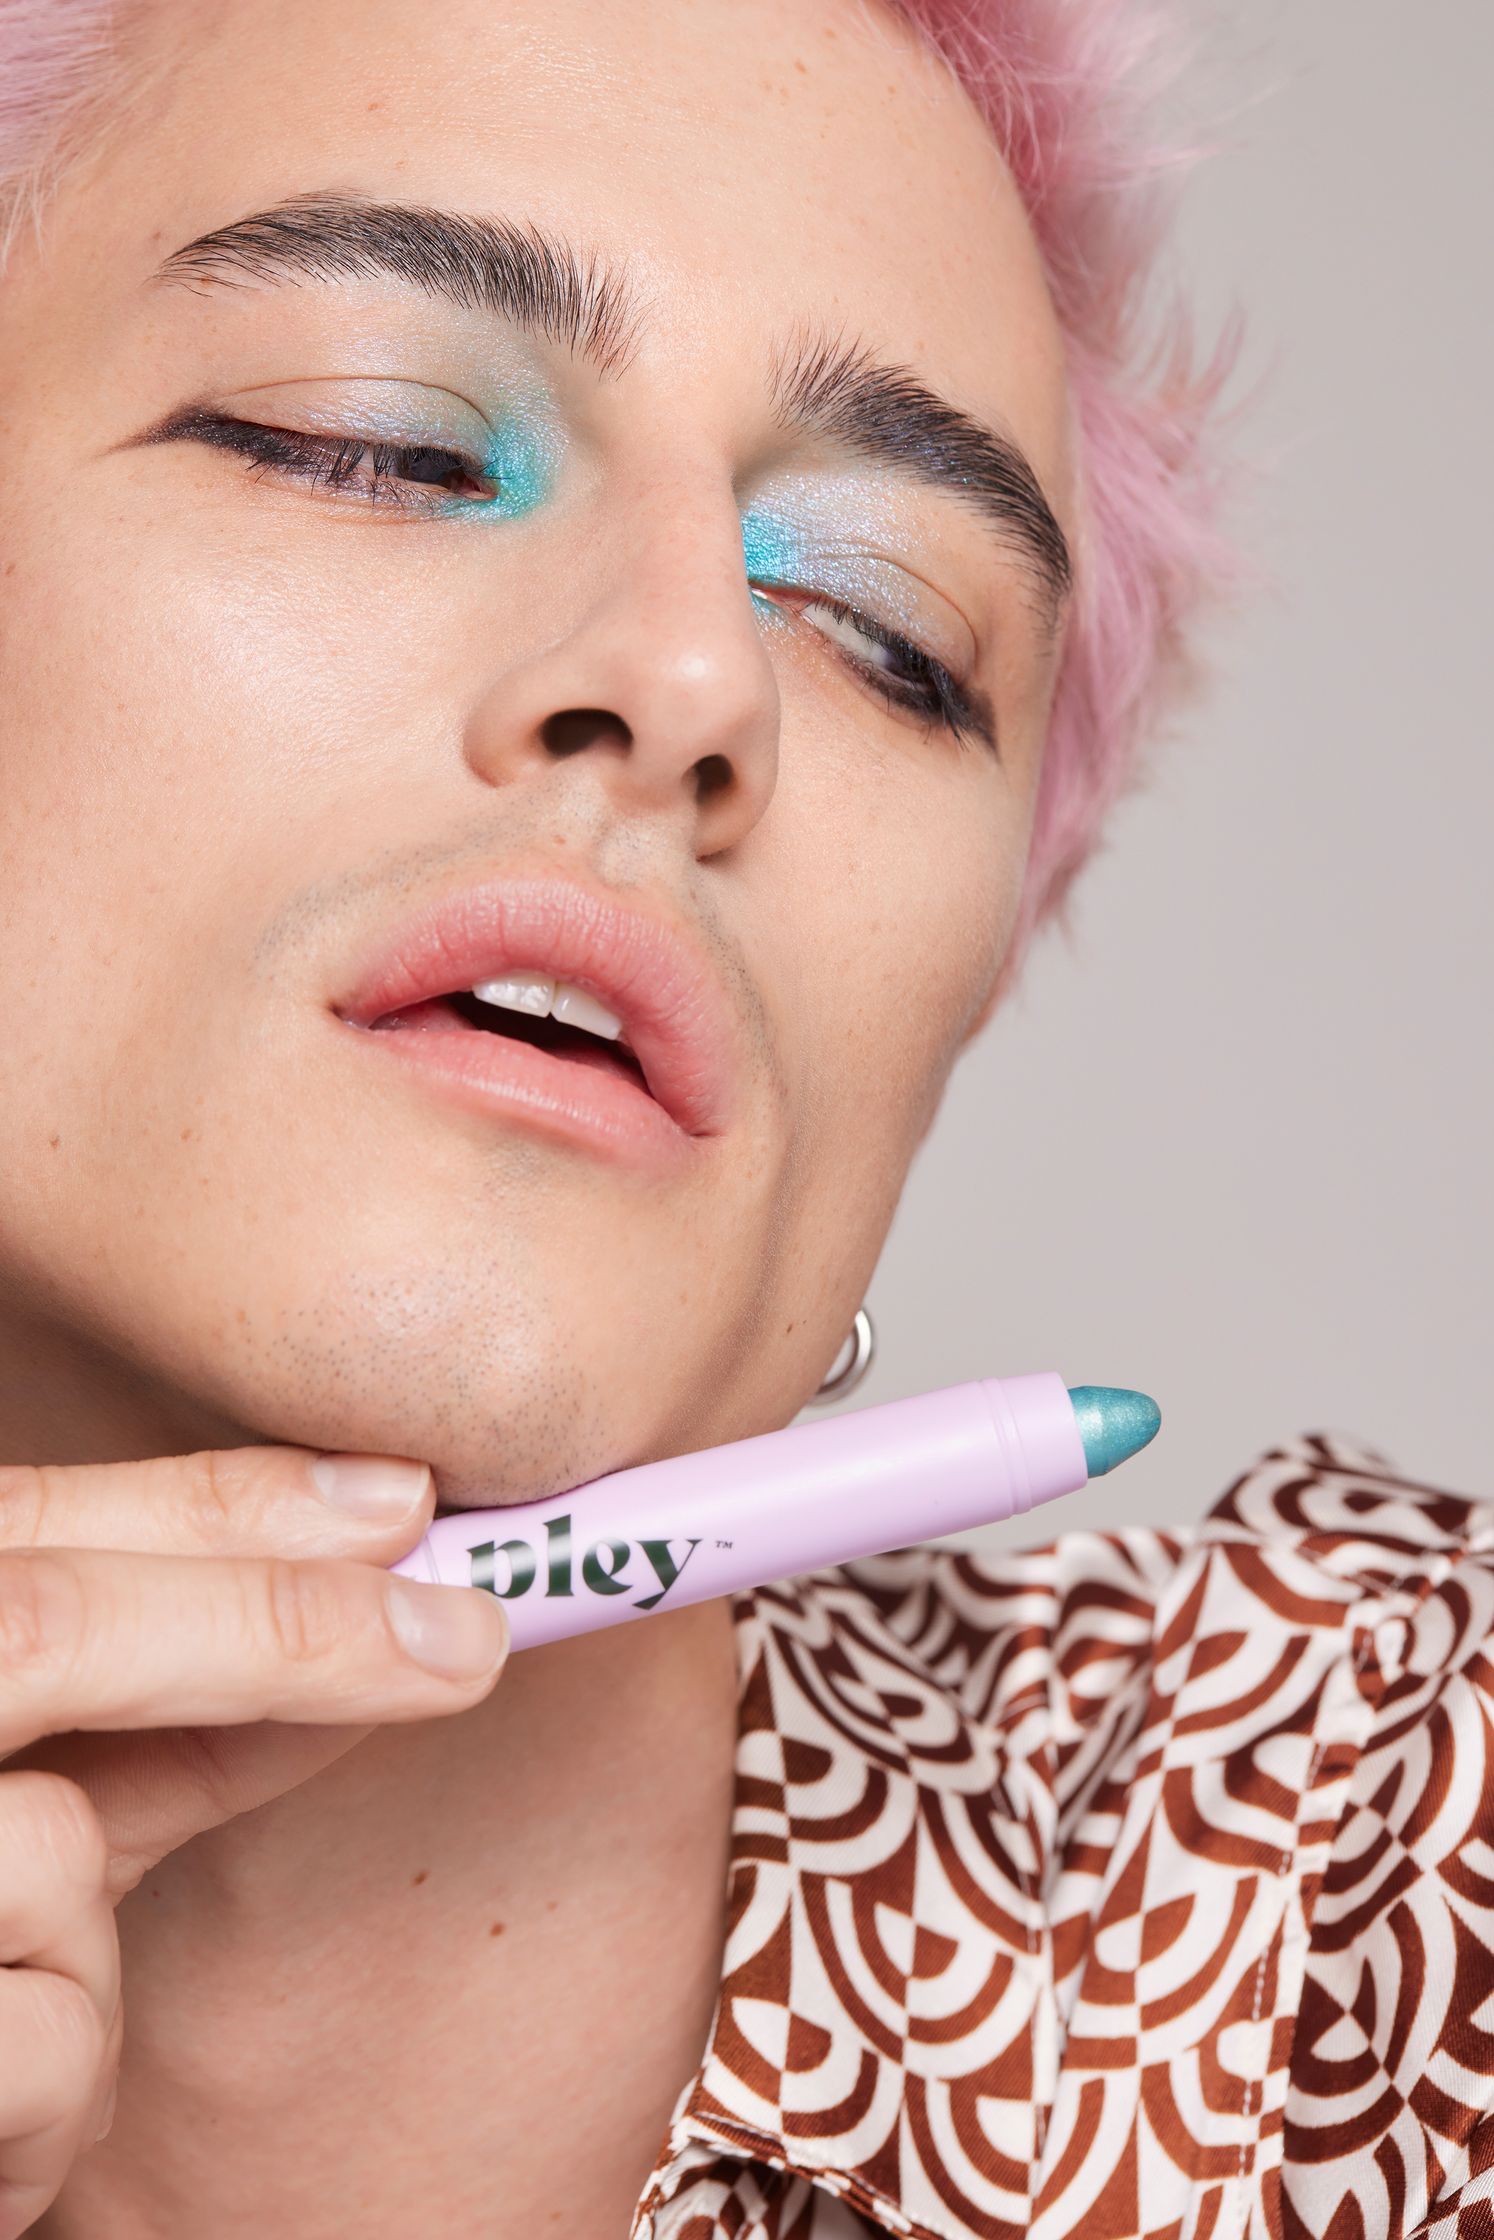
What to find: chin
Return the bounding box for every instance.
[184,1221,735,1507]
[203,1286,625,1509]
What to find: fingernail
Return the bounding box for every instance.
[310,1453,432,1520]
[387,1578,509,1679]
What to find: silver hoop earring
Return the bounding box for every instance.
[805,1305,876,1407]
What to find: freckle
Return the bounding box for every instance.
[545,1898,558,1912]
[795,56,807,72]
[489,1921,505,1937]
[180,1126,195,1142]
[2,559,15,576]
[411,1869,429,1887]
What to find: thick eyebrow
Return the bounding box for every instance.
[146,190,643,379]
[148,194,1072,630]
[769,328,1072,638]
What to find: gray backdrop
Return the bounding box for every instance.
[794,0,1493,1545]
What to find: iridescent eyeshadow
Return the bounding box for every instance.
[740,505,809,586]
[740,489,975,676]
[469,409,557,518]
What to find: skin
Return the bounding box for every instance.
[0,0,1077,2228]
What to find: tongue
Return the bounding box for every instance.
[375,995,650,1092]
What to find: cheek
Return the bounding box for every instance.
[0,486,337,1259]
[0,471,401,1038]
[837,848,1011,1138]
[0,532,171,1086]
[766,722,1022,1184]
[737,749,1018,1354]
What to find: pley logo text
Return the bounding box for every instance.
[468,1514,701,1612]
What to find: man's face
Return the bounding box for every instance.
[0,0,1074,1503]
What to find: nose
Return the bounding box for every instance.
[462,486,781,858]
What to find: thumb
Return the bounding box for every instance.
[9,1720,378,1899]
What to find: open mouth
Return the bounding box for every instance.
[334,876,741,1147]
[371,991,656,1100]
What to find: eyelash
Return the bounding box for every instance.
[190,412,495,506]
[770,591,986,746]
[192,414,992,749]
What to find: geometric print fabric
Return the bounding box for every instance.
[629,1431,1494,2240]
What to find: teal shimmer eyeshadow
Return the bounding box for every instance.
[741,505,808,584]
[740,499,936,646]
[489,416,553,514]
[443,410,557,519]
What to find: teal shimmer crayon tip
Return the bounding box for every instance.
[1066,1387,1162,1477]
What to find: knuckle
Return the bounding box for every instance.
[0,1550,87,1689]
[180,1447,243,1548]
[197,1451,240,1541]
[179,1448,317,1553]
[261,1557,350,1668]
[0,1461,57,1550]
[8,1771,108,1895]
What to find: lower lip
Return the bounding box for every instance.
[338,1000,705,1175]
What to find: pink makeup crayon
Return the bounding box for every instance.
[388,1375,1159,1650]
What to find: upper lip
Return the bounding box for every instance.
[333,871,740,1137]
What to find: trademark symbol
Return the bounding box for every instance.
[716,1538,733,1550]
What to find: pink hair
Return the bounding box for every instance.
[0,0,1247,993]
[0,3,121,260]
[887,0,1248,993]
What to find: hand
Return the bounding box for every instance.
[0,1444,508,2237]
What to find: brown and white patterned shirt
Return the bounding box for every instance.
[629,1428,1494,2240]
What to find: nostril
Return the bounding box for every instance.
[694,752,733,801]
[541,708,633,757]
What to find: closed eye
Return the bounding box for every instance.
[154,408,497,511]
[751,584,996,753]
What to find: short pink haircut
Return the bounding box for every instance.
[888,0,1246,994]
[0,0,1245,995]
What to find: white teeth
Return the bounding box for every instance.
[469,974,624,1044]
[550,984,624,1042]
[471,971,554,1015]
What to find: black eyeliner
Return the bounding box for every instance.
[809,593,999,755]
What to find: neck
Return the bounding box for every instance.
[53,1597,740,2237]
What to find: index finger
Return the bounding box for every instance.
[0,1447,435,1561]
